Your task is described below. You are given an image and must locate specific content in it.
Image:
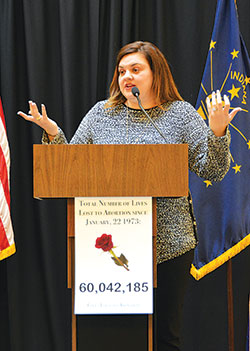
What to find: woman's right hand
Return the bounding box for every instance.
[17,101,59,138]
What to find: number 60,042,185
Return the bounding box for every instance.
[79,282,149,293]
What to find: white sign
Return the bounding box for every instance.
[74,197,153,315]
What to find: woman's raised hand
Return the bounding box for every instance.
[17,101,59,137]
[206,90,241,137]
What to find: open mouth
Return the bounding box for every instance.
[125,84,135,90]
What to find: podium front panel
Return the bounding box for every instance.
[33,144,188,198]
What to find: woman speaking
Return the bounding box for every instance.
[18,41,240,351]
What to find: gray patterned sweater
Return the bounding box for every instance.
[42,100,231,264]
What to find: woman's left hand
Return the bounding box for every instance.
[206,90,241,137]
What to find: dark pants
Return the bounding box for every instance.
[156,249,194,351]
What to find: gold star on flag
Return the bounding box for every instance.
[230,49,239,59]
[244,76,250,85]
[232,164,241,173]
[247,140,250,149]
[228,84,241,100]
[210,40,216,50]
[204,180,212,187]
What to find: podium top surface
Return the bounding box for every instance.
[33,144,188,198]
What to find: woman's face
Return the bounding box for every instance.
[118,52,156,109]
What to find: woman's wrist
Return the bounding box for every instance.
[44,122,59,138]
[212,127,226,137]
[46,131,58,137]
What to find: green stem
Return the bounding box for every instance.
[109,249,129,271]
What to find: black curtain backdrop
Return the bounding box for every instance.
[0,1,250,350]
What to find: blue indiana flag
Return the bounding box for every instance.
[190,0,250,280]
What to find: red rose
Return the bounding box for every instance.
[95,234,114,252]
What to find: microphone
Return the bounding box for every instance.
[131,87,168,142]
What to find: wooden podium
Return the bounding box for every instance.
[33,144,188,351]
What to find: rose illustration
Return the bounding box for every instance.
[95,234,129,271]
[95,234,113,252]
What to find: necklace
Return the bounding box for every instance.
[126,106,154,143]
